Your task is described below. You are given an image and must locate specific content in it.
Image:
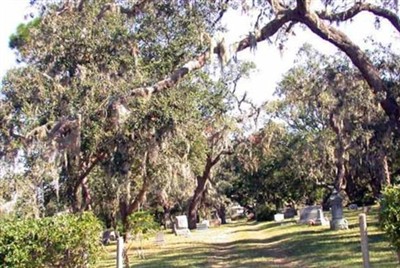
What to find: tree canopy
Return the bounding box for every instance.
[2,0,400,234]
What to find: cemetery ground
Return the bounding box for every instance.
[97,207,398,268]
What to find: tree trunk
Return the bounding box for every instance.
[372,150,391,199]
[119,178,148,239]
[81,176,92,211]
[188,175,208,229]
[188,154,220,230]
[334,144,346,191]
[377,128,391,188]
[156,189,172,229]
[217,204,227,224]
[329,112,347,192]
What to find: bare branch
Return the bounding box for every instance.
[211,0,230,28]
[77,0,85,12]
[317,2,400,33]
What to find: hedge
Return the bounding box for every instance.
[0,212,102,267]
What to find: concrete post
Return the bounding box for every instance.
[359,213,370,268]
[117,236,124,268]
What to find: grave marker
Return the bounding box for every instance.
[299,206,329,226]
[174,215,191,237]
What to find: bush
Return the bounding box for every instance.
[380,186,400,259]
[128,211,160,239]
[255,204,277,222]
[0,212,102,268]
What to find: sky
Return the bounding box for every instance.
[0,1,33,79]
[0,1,399,104]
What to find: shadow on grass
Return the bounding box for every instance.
[231,220,297,234]
[211,222,396,267]
[99,208,398,268]
[127,246,211,268]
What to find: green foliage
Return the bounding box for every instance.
[255,204,276,222]
[1,0,229,215]
[0,212,102,267]
[380,186,400,252]
[9,18,41,50]
[128,211,160,239]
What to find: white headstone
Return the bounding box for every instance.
[175,215,188,229]
[174,215,191,237]
[274,213,284,222]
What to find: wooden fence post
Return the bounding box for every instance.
[359,213,370,268]
[117,236,124,268]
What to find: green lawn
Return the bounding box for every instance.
[96,207,398,267]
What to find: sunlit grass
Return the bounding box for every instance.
[96,207,398,267]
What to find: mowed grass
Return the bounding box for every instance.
[96,207,399,267]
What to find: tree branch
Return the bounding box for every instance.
[300,11,400,124]
[317,2,400,33]
[212,0,230,28]
[77,0,85,12]
[129,12,293,97]
[267,0,287,14]
[97,0,150,20]
[77,151,107,184]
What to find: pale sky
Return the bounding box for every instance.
[0,0,32,79]
[1,1,399,104]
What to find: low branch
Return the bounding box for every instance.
[317,2,400,33]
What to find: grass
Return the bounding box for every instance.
[96,207,398,267]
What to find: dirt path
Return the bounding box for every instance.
[205,221,301,268]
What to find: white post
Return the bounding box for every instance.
[117,236,124,268]
[359,213,370,268]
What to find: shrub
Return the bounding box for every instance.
[380,186,400,261]
[0,212,102,267]
[128,211,160,239]
[255,204,277,222]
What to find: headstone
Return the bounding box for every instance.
[174,215,191,237]
[210,212,221,227]
[299,205,321,224]
[102,230,117,245]
[283,207,297,219]
[196,222,208,230]
[330,190,349,230]
[274,213,284,222]
[348,204,358,210]
[175,215,189,229]
[154,232,165,246]
[299,206,329,226]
